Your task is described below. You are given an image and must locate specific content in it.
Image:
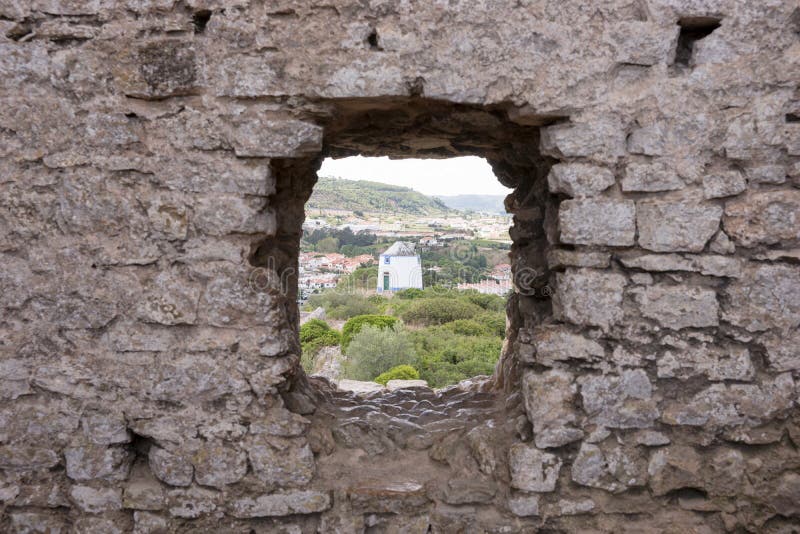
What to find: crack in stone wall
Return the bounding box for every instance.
[1,1,799,532]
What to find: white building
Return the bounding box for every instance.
[377,241,423,293]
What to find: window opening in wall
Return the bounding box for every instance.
[299,155,514,392]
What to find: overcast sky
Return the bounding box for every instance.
[318,156,509,196]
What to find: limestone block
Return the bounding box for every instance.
[118,40,198,99]
[553,269,626,330]
[657,344,754,381]
[522,369,584,448]
[148,446,193,487]
[193,194,276,236]
[247,437,315,487]
[661,373,795,428]
[133,511,168,533]
[761,330,800,372]
[546,249,611,269]
[508,443,561,492]
[608,21,679,65]
[146,194,189,241]
[559,199,636,246]
[627,123,666,155]
[540,119,626,163]
[621,161,683,192]
[637,201,722,252]
[227,118,323,158]
[530,324,605,365]
[702,171,746,199]
[633,285,719,329]
[347,480,428,514]
[250,407,311,438]
[192,442,247,488]
[723,190,800,246]
[69,485,123,513]
[508,492,540,517]
[579,370,659,429]
[65,444,132,482]
[619,253,742,278]
[9,512,67,534]
[746,165,786,184]
[151,155,274,196]
[81,413,130,446]
[723,264,800,332]
[123,479,165,511]
[166,486,218,518]
[648,446,703,496]
[465,425,498,476]
[0,445,60,470]
[571,442,647,493]
[148,355,250,402]
[547,163,615,198]
[229,490,331,518]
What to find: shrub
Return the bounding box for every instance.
[464,291,506,312]
[343,325,416,381]
[400,297,484,325]
[374,364,420,385]
[299,319,340,346]
[341,314,398,351]
[307,291,379,319]
[395,288,424,300]
[441,319,489,336]
[476,311,507,338]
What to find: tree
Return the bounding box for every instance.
[316,236,339,253]
[341,314,398,351]
[343,325,416,381]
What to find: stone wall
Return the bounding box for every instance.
[1,1,799,532]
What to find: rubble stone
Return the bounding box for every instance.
[559,199,636,246]
[553,269,626,330]
[509,444,562,493]
[637,201,722,252]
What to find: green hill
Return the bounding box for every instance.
[436,194,507,214]
[309,176,454,216]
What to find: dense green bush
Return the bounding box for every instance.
[374,364,420,385]
[343,325,416,381]
[476,311,507,338]
[463,291,506,312]
[395,288,424,299]
[341,314,398,351]
[400,297,484,325]
[307,291,378,319]
[299,319,341,374]
[441,319,489,336]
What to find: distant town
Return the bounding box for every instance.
[298,177,513,301]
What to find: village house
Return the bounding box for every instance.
[377,241,423,293]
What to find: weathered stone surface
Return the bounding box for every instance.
[723,264,800,332]
[541,119,626,163]
[553,269,626,330]
[247,437,315,487]
[658,343,754,381]
[621,161,683,192]
[229,490,331,518]
[580,370,659,429]
[508,443,562,493]
[546,249,611,269]
[508,492,540,517]
[547,163,615,198]
[0,446,60,470]
[70,485,123,513]
[619,253,743,278]
[194,195,276,236]
[522,369,584,448]
[559,199,636,246]
[761,330,800,371]
[348,480,429,514]
[632,285,719,330]
[648,446,703,496]
[443,477,496,504]
[121,40,198,99]
[166,486,218,518]
[702,171,746,199]
[192,442,247,488]
[662,373,795,428]
[148,446,193,487]
[571,442,647,493]
[228,118,323,158]
[65,445,132,482]
[525,324,604,365]
[637,201,723,252]
[723,189,800,246]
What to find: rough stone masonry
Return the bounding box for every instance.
[1,1,800,532]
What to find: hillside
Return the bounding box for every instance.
[309,176,454,216]
[436,194,507,214]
